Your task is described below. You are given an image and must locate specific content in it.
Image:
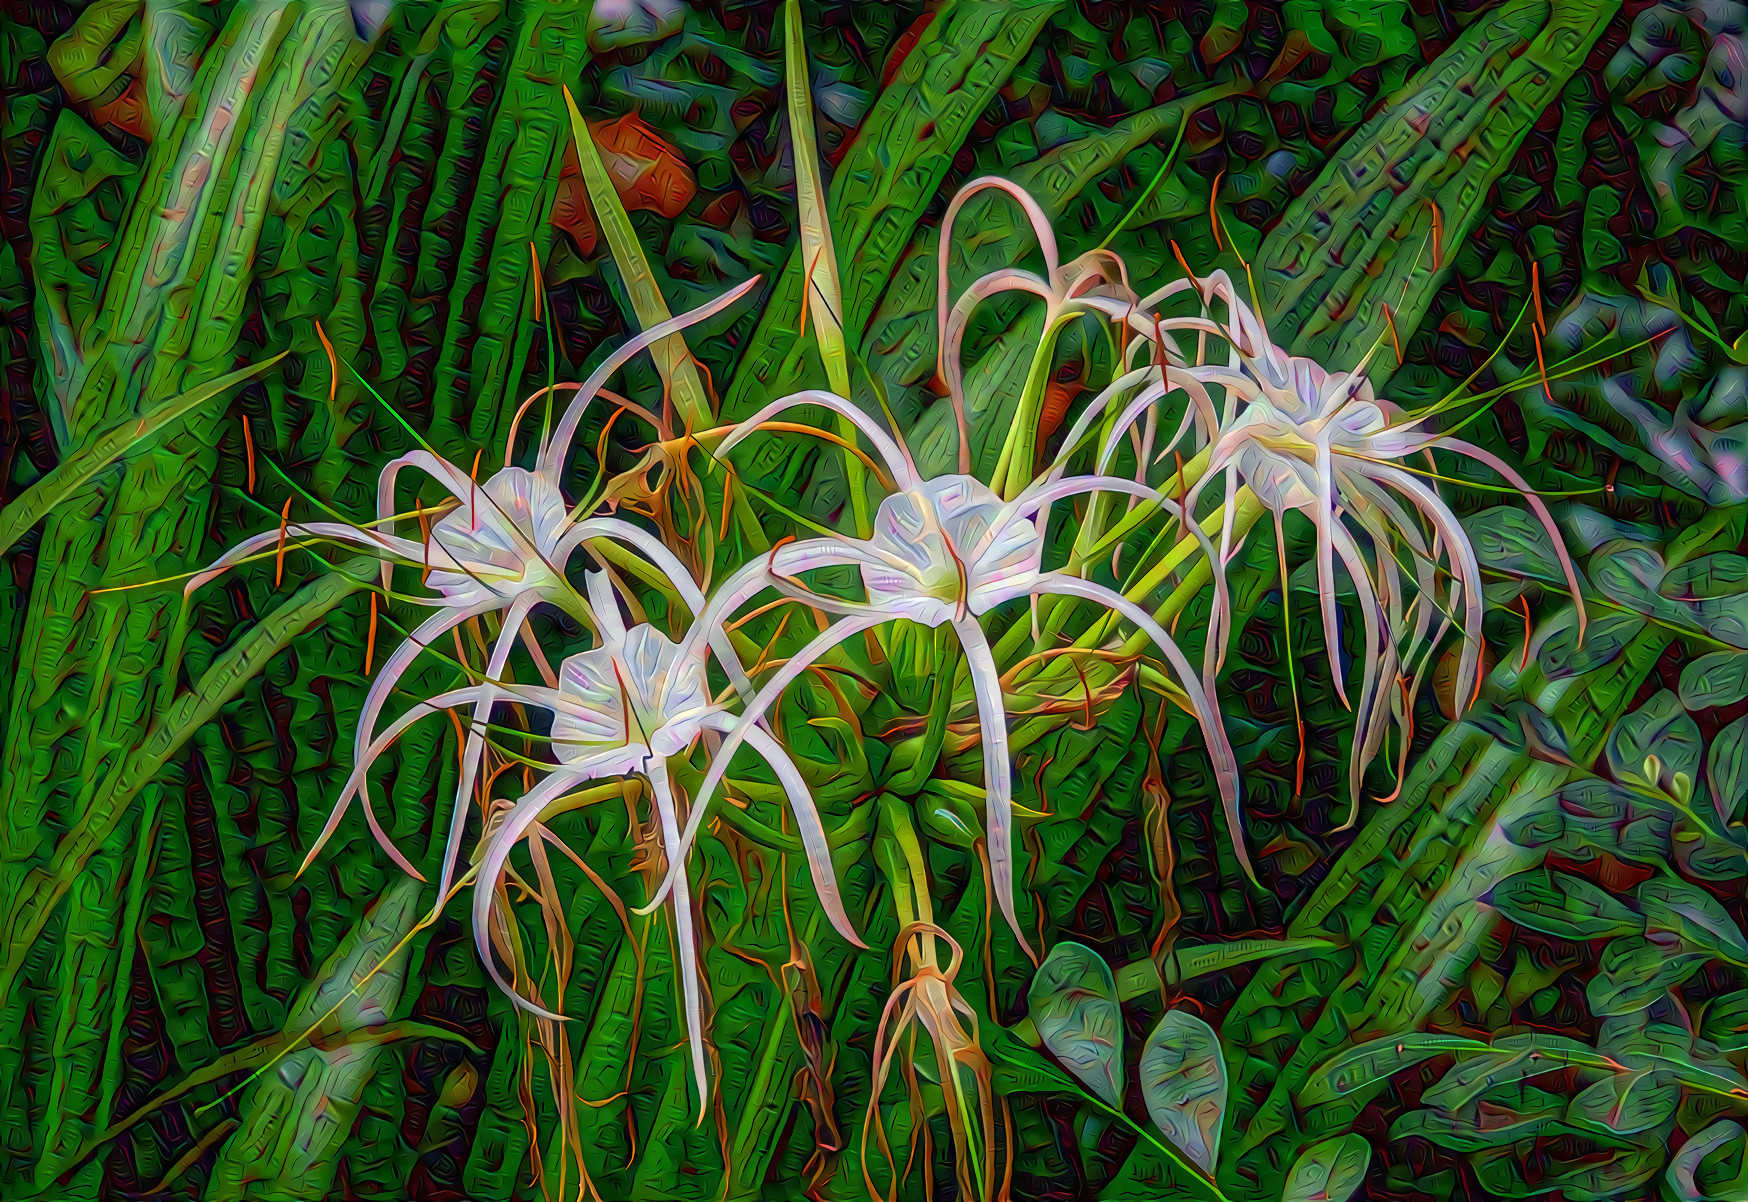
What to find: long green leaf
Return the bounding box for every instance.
[0,353,286,556]
[783,0,868,535]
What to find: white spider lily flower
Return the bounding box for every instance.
[314,570,859,1114]
[1087,280,1586,818]
[188,280,765,892]
[641,389,1242,949]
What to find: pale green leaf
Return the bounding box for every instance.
[1139,1011,1226,1173]
[1281,1133,1370,1202]
[1027,941,1124,1107]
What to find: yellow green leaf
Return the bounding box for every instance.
[562,85,713,433]
[783,0,869,535]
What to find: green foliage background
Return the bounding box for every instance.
[0,0,1745,1198]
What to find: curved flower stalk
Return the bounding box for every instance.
[935,177,1144,478]
[188,279,765,894]
[1084,277,1587,820]
[311,570,860,1113]
[639,388,1243,942]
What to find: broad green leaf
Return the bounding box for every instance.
[1539,612,1645,680]
[1680,650,1748,710]
[1699,989,1748,1051]
[1707,716,1748,826]
[986,1021,1227,1202]
[1667,1120,1748,1202]
[1607,690,1703,795]
[1566,1068,1678,1136]
[0,353,286,556]
[1028,941,1125,1107]
[1662,554,1748,648]
[1139,1011,1226,1173]
[1639,877,1748,965]
[1165,938,1338,986]
[1421,1033,1604,1113]
[1473,1136,1662,1201]
[1467,507,1566,582]
[782,0,848,397]
[1585,936,1710,1016]
[1392,1083,1570,1151]
[1299,1033,1490,1106]
[562,84,713,431]
[0,559,375,1000]
[1488,868,1643,940]
[984,1019,1081,1095]
[1280,1133,1369,1202]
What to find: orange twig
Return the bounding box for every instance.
[1209,171,1225,250]
[242,416,256,494]
[1518,594,1532,670]
[529,241,544,324]
[274,498,293,586]
[315,320,338,404]
[366,593,379,675]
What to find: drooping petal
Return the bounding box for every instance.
[376,448,478,595]
[1327,522,1384,827]
[733,719,864,948]
[1310,438,1349,709]
[641,612,885,915]
[299,684,487,878]
[951,616,1036,960]
[1431,436,1587,640]
[1362,462,1486,712]
[542,275,763,477]
[1029,572,1249,882]
[436,590,543,907]
[355,597,503,795]
[646,756,710,1114]
[1048,365,1160,476]
[941,268,1055,437]
[715,389,917,488]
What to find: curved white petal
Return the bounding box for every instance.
[542,275,762,476]
[731,718,865,948]
[951,616,1035,959]
[715,389,916,488]
[435,590,543,907]
[641,612,885,915]
[472,768,599,1023]
[1029,572,1248,881]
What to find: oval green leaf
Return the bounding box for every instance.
[1299,1033,1490,1106]
[1607,689,1703,794]
[1027,941,1124,1107]
[1281,1133,1370,1202]
[1639,877,1748,966]
[1667,1120,1748,1202]
[1586,936,1710,1016]
[1567,1068,1679,1136]
[1680,651,1748,710]
[1489,868,1643,940]
[1707,715,1748,826]
[1139,1010,1226,1173]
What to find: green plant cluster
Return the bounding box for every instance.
[0,1,1744,1201]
